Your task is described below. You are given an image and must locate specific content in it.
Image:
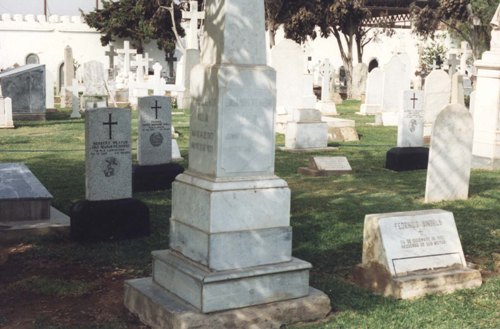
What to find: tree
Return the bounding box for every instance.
[411,0,498,59]
[280,0,372,98]
[82,0,185,56]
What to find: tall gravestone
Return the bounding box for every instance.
[425,104,473,203]
[381,56,410,126]
[132,96,184,192]
[353,209,482,299]
[317,58,337,115]
[0,87,14,128]
[124,0,330,327]
[0,64,46,120]
[70,107,149,241]
[83,61,108,109]
[359,67,384,115]
[271,39,304,132]
[61,45,75,107]
[423,70,451,138]
[352,63,368,100]
[386,90,428,171]
[472,5,500,169]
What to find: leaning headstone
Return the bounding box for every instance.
[70,107,149,241]
[298,156,352,176]
[285,109,328,150]
[352,63,368,100]
[472,5,500,169]
[0,163,69,242]
[425,104,473,203]
[423,69,451,138]
[359,67,384,115]
[0,64,46,120]
[353,209,482,299]
[386,91,428,171]
[124,0,330,327]
[381,56,410,126]
[132,96,184,192]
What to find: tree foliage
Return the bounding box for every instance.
[411,0,498,59]
[82,0,185,56]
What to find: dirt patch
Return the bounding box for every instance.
[0,242,148,329]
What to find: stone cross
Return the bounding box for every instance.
[143,52,153,74]
[431,60,439,71]
[182,1,205,49]
[117,41,137,78]
[165,52,178,79]
[132,54,148,83]
[105,45,117,79]
[447,54,460,77]
[319,59,333,101]
[459,42,472,75]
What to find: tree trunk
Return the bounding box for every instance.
[332,28,354,99]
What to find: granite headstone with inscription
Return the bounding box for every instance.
[386,90,429,171]
[298,156,352,176]
[70,107,149,241]
[353,209,482,299]
[132,96,184,192]
[124,0,330,327]
[0,64,46,120]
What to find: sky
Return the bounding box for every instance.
[0,0,99,16]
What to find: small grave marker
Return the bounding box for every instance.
[298,156,352,176]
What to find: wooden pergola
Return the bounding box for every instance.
[363,0,429,27]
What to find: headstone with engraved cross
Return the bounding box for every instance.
[398,90,424,147]
[133,96,184,192]
[182,1,205,50]
[138,96,172,165]
[85,107,132,201]
[70,106,150,241]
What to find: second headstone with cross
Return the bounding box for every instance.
[132,96,184,192]
[70,107,149,241]
[385,90,429,171]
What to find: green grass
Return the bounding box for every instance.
[5,276,100,297]
[0,101,499,328]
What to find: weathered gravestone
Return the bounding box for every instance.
[298,156,352,176]
[353,209,482,299]
[381,56,410,126]
[425,104,473,203]
[0,64,46,120]
[359,67,384,115]
[0,163,69,242]
[423,70,451,138]
[352,63,368,100]
[83,61,108,109]
[317,58,337,116]
[70,108,149,241]
[285,109,328,150]
[124,0,331,327]
[386,90,429,171]
[132,96,184,192]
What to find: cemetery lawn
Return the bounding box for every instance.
[0,102,498,329]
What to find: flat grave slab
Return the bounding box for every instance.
[298,156,352,176]
[353,209,482,299]
[0,163,52,222]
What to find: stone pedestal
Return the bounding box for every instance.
[125,0,329,326]
[285,109,328,150]
[317,100,337,116]
[472,51,500,169]
[177,49,200,110]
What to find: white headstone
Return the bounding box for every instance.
[271,39,303,115]
[117,41,137,79]
[70,78,81,118]
[352,63,368,100]
[182,1,205,50]
[85,108,132,201]
[137,96,172,166]
[382,56,410,114]
[285,109,328,150]
[423,70,451,135]
[83,61,107,96]
[311,156,351,172]
[360,67,384,115]
[425,104,473,203]
[0,96,14,128]
[398,90,424,147]
[451,72,465,105]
